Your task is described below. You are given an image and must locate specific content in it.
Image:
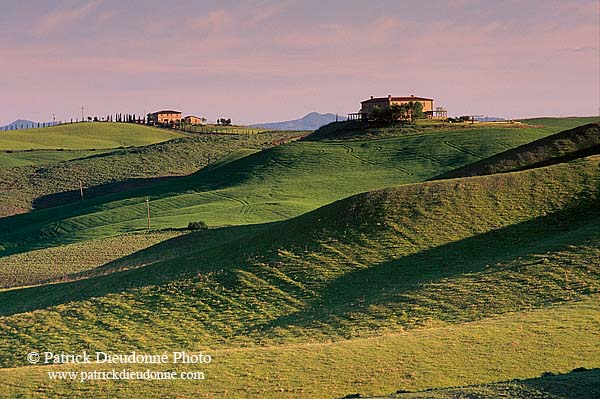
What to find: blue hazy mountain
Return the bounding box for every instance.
[0,119,60,130]
[250,112,346,131]
[475,116,506,122]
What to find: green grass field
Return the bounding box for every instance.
[0,118,598,398]
[181,123,305,135]
[518,116,600,130]
[436,122,599,179]
[0,299,598,398]
[0,231,181,289]
[0,149,112,168]
[0,123,563,254]
[0,131,303,217]
[0,122,183,150]
[0,155,597,356]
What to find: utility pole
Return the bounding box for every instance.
[81,105,84,122]
[79,180,84,200]
[146,197,151,231]
[53,114,56,125]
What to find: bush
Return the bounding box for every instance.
[187,221,209,231]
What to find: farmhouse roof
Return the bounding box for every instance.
[152,110,182,114]
[361,95,434,104]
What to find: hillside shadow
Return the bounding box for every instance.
[0,222,271,316]
[31,176,182,210]
[522,368,600,398]
[0,148,278,257]
[0,201,596,323]
[258,200,599,333]
[433,123,600,180]
[366,368,600,399]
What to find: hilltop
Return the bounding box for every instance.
[250,112,345,130]
[0,122,183,151]
[518,116,600,130]
[305,116,599,141]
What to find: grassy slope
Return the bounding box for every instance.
[0,157,597,363]
[0,149,112,168]
[0,299,598,398]
[0,122,184,150]
[518,116,600,130]
[304,116,597,142]
[0,132,301,217]
[0,231,181,289]
[0,124,559,254]
[436,122,600,179]
[0,119,598,398]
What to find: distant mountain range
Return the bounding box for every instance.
[0,119,59,130]
[475,116,506,122]
[250,112,346,131]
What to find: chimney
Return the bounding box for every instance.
[370,95,374,99]
[410,94,414,97]
[388,94,392,100]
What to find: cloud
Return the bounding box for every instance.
[276,16,405,50]
[247,1,292,27]
[188,10,233,34]
[34,0,103,36]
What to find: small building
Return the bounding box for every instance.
[147,110,182,125]
[434,106,448,118]
[348,95,437,120]
[184,115,204,125]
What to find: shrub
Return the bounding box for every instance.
[187,221,208,231]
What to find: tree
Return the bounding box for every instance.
[371,105,403,125]
[405,101,424,121]
[371,102,425,125]
[187,221,208,231]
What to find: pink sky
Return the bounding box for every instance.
[0,0,598,125]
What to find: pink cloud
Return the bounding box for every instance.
[247,2,292,27]
[188,10,233,34]
[34,1,103,36]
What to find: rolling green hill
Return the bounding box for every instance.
[0,299,598,398]
[0,131,302,217]
[0,124,559,255]
[0,155,598,353]
[518,116,600,130]
[0,122,184,151]
[0,231,181,289]
[304,116,597,142]
[0,155,598,397]
[436,122,600,179]
[0,119,598,398]
[0,149,113,168]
